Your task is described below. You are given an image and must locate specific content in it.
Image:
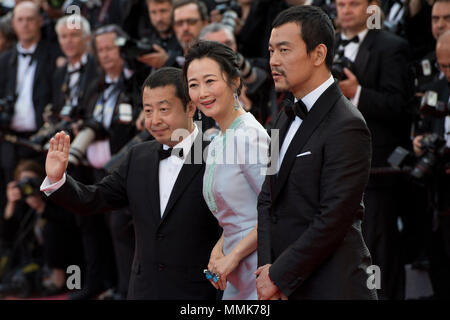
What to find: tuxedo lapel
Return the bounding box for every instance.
[144,142,163,224]
[271,82,342,202]
[32,40,45,90]
[159,134,205,225]
[353,30,376,80]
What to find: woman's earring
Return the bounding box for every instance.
[234,93,239,111]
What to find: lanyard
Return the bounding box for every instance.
[93,82,120,126]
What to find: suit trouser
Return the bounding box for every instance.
[362,176,406,300]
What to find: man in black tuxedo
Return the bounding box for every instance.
[413,31,450,299]
[335,0,414,300]
[256,5,376,300]
[40,67,221,299]
[57,24,146,300]
[51,14,99,121]
[0,1,59,213]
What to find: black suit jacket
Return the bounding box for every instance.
[49,134,222,299]
[51,54,100,118]
[0,39,59,130]
[336,29,414,169]
[258,82,377,299]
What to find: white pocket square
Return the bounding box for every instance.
[296,151,312,157]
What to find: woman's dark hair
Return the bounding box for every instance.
[272,5,335,70]
[183,40,243,96]
[142,67,190,110]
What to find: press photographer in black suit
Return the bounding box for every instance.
[40,67,221,299]
[335,0,414,300]
[0,1,59,214]
[413,31,450,299]
[51,14,99,122]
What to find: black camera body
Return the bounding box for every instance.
[331,55,355,81]
[115,36,156,60]
[0,96,16,130]
[30,104,81,147]
[16,177,42,198]
[388,133,448,180]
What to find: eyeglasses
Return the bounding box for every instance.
[203,269,219,283]
[174,18,200,27]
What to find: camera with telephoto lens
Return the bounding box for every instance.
[215,0,242,33]
[16,177,42,199]
[331,54,355,81]
[388,133,448,180]
[115,36,156,60]
[419,90,450,118]
[68,119,105,166]
[30,105,81,147]
[0,96,16,130]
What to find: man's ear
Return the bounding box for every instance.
[313,44,327,67]
[186,101,196,118]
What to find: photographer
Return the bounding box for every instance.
[0,1,59,213]
[335,0,414,299]
[28,14,100,152]
[136,0,183,70]
[0,160,82,297]
[412,30,450,299]
[51,14,98,120]
[413,0,450,90]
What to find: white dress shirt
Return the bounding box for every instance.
[340,29,369,107]
[159,124,199,216]
[11,43,37,132]
[277,75,335,173]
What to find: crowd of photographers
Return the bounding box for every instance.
[0,0,449,300]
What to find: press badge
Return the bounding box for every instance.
[118,103,133,123]
[421,59,431,76]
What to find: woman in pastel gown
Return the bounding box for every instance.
[183,41,270,300]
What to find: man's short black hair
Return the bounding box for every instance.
[142,67,190,110]
[272,5,335,70]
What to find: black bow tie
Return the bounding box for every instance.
[340,35,359,47]
[104,81,116,89]
[158,146,184,160]
[19,52,33,58]
[68,64,85,76]
[284,99,308,121]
